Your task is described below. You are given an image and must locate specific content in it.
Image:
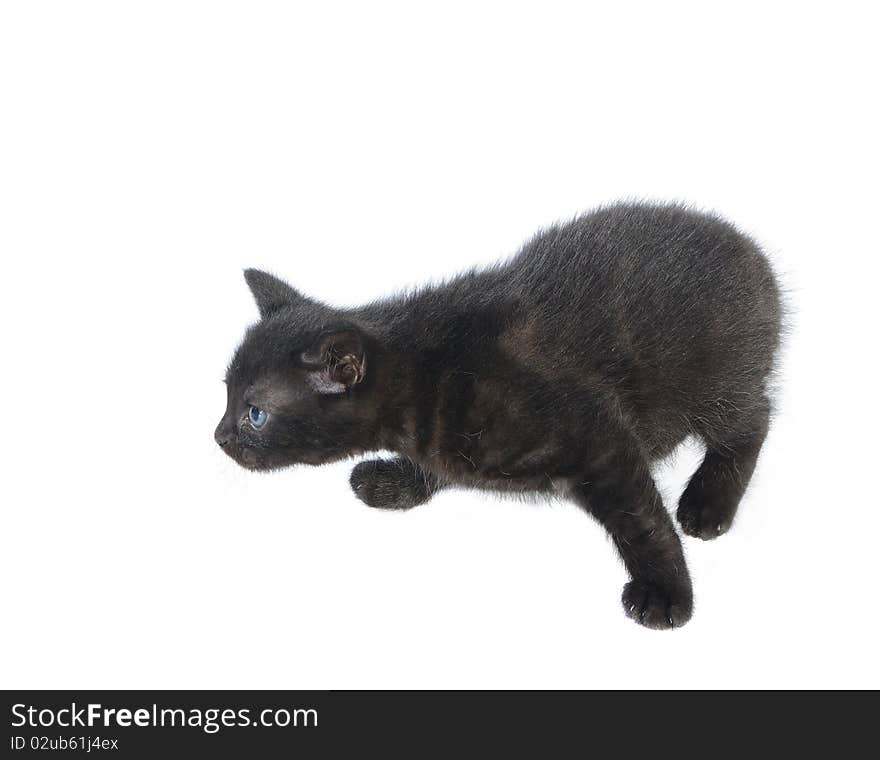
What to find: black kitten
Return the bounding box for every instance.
[216,202,782,629]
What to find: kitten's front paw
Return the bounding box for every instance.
[677,483,736,540]
[350,459,433,511]
[622,580,693,630]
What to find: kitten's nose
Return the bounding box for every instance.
[214,422,233,448]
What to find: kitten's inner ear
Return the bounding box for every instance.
[301,329,366,391]
[244,269,303,318]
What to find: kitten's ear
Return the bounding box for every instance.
[301,329,366,393]
[243,269,302,318]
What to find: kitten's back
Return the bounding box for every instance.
[504,202,782,451]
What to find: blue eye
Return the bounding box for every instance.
[248,405,268,429]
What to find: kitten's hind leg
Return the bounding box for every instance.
[573,430,693,629]
[677,402,770,540]
[350,456,443,511]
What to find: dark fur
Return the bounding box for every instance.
[216,202,782,629]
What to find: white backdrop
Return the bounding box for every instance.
[2,1,878,689]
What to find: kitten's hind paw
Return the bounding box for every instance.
[676,484,735,540]
[622,580,693,630]
[349,458,436,511]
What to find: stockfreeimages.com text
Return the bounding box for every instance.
[10,703,318,734]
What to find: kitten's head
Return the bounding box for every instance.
[215,269,375,471]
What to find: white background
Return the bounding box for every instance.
[2,1,878,689]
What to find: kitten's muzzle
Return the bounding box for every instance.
[214,421,234,448]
